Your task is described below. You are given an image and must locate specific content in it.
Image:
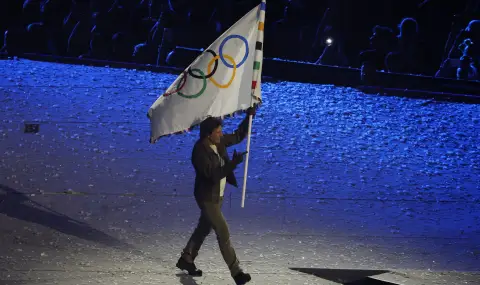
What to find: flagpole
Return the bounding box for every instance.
[241,0,265,208]
[241,98,254,208]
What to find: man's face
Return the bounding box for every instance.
[209,126,223,144]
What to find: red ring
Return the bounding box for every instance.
[163,71,188,97]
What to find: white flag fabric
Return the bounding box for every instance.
[148,0,266,143]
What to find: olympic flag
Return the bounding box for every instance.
[147,1,266,142]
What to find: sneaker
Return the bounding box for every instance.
[176,256,202,277]
[233,271,251,285]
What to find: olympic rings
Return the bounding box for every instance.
[219,35,249,68]
[176,68,207,99]
[207,54,237,89]
[165,34,249,99]
[188,49,218,79]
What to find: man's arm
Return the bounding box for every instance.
[221,117,249,148]
[192,144,238,183]
[222,107,256,148]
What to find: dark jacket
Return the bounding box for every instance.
[191,117,249,203]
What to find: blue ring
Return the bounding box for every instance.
[219,35,249,68]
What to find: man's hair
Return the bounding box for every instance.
[199,117,222,139]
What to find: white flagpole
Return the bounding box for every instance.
[241,0,265,208]
[241,98,254,208]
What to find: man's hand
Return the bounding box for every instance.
[246,106,257,117]
[232,150,248,165]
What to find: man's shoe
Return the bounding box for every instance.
[176,256,202,277]
[233,271,251,285]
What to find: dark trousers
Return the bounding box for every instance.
[182,197,241,277]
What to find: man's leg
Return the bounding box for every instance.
[182,212,212,261]
[177,208,212,276]
[200,199,243,278]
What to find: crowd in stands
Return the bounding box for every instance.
[1,0,479,81]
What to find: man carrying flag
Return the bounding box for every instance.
[147,1,266,284]
[176,107,256,284]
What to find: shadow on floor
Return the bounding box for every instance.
[176,273,200,285]
[290,268,396,285]
[0,184,140,254]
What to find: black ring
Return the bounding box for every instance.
[188,49,218,79]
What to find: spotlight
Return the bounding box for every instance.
[325,37,334,46]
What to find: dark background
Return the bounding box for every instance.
[1,0,479,79]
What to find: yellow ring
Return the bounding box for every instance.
[207,54,237,88]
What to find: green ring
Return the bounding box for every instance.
[177,69,207,99]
